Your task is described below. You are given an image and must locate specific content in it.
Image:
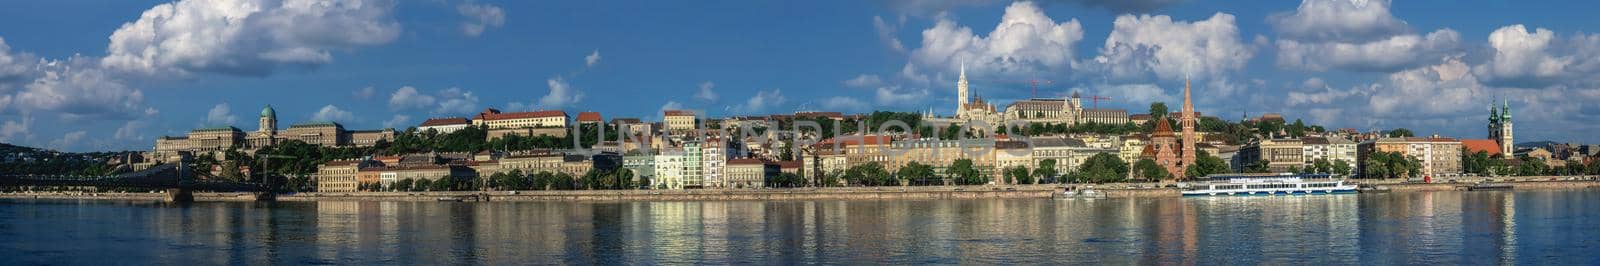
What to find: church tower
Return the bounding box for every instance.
[260,105,277,134]
[1499,100,1514,153]
[956,62,969,117]
[1179,78,1197,174]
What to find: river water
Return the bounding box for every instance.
[2,190,1598,264]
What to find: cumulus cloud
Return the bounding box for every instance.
[388,85,478,115]
[114,119,148,141]
[458,2,505,37]
[1087,13,1251,82]
[0,37,33,88]
[352,86,376,100]
[1269,0,1461,72]
[538,77,583,109]
[1267,0,1410,42]
[101,0,402,76]
[0,116,31,143]
[10,57,149,120]
[48,131,88,150]
[886,0,1184,15]
[694,81,718,102]
[1090,83,1172,107]
[873,15,907,53]
[908,1,1083,77]
[383,114,411,128]
[1276,29,1460,72]
[585,50,601,67]
[820,96,870,112]
[310,104,355,123]
[204,103,237,126]
[843,74,885,88]
[1472,25,1600,87]
[388,86,434,110]
[730,89,786,114]
[875,86,931,106]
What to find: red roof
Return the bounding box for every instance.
[775,160,803,169]
[577,112,602,122]
[419,117,470,127]
[1152,117,1174,137]
[476,110,567,121]
[795,111,844,119]
[1461,139,1503,156]
[814,135,893,147]
[664,110,695,116]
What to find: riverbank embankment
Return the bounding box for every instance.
[4,177,1597,202]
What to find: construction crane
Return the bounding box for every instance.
[1086,95,1112,109]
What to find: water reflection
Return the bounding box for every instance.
[2,190,1598,264]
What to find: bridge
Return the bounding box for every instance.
[0,163,271,202]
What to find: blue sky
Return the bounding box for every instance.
[3,0,1600,152]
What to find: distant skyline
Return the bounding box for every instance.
[3,0,1600,151]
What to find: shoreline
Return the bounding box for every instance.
[4,179,1599,203]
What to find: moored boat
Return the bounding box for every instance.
[1181,173,1356,196]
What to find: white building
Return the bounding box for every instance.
[653,149,685,189]
[701,138,728,188]
[1302,136,1357,169]
[417,117,472,134]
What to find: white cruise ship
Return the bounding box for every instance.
[1181,174,1357,196]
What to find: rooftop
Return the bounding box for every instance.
[419,117,470,127]
[577,111,603,122]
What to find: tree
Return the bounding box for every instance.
[1133,159,1171,181]
[1004,166,1032,185]
[1073,153,1129,183]
[1184,151,1231,179]
[1310,158,1332,174]
[412,179,433,192]
[1034,159,1059,183]
[845,162,893,186]
[947,159,986,185]
[1288,119,1308,138]
[1149,102,1169,119]
[898,161,938,186]
[1517,158,1548,176]
[1386,128,1415,138]
[1287,165,1302,174]
[393,178,415,192]
[1333,160,1352,177]
[1248,160,1272,173]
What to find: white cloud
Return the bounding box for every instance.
[694,81,718,102]
[1367,57,1483,116]
[204,102,237,126]
[1276,29,1460,72]
[0,116,31,143]
[1472,25,1600,87]
[48,131,87,150]
[731,89,786,114]
[820,96,870,112]
[873,15,907,53]
[1267,0,1409,42]
[908,1,1084,77]
[1089,13,1251,82]
[11,57,149,120]
[1052,0,1185,14]
[538,77,583,109]
[352,86,376,100]
[388,85,478,115]
[433,87,479,115]
[310,104,355,123]
[458,2,505,37]
[585,50,601,67]
[875,86,931,106]
[843,74,885,88]
[0,37,34,89]
[1285,78,1362,106]
[1269,0,1461,72]
[383,114,411,128]
[102,0,402,76]
[114,119,147,141]
[388,86,435,110]
[1091,83,1172,106]
[656,101,685,120]
[885,0,1183,15]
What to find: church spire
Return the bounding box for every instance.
[956,60,970,116]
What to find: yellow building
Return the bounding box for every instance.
[664,110,698,132]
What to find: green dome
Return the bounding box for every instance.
[261,105,276,118]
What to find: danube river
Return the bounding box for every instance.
[2,190,1597,264]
